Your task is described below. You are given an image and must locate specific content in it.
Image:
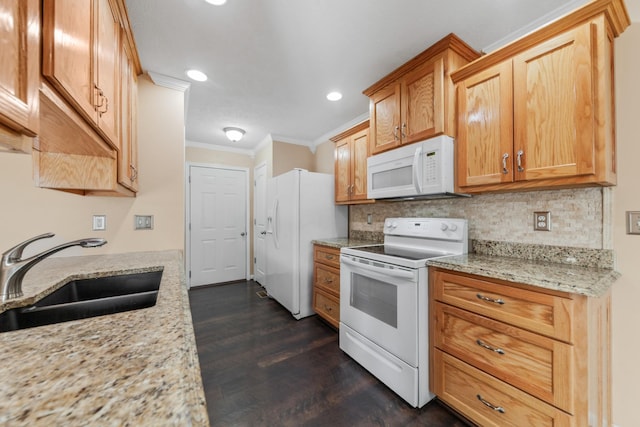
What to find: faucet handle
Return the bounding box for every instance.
[2,233,55,261]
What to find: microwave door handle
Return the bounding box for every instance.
[413,145,423,194]
[341,256,415,280]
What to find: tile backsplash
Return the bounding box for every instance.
[350,187,609,250]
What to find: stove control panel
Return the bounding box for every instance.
[384,218,467,241]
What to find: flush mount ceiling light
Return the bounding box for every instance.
[224,127,245,142]
[205,0,227,5]
[186,69,208,82]
[326,91,342,101]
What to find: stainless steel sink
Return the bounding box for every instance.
[0,270,163,332]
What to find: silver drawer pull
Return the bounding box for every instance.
[476,293,505,305]
[323,278,334,284]
[476,339,505,355]
[324,305,333,312]
[325,254,335,260]
[477,394,505,413]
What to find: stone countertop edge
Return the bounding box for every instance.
[427,253,620,298]
[0,250,209,427]
[311,237,378,249]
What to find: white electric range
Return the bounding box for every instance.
[339,217,468,408]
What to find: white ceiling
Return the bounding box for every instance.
[125,0,636,155]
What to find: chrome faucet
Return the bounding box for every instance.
[1,233,107,302]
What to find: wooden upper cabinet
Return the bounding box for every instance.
[118,31,138,192]
[42,0,119,148]
[0,0,40,151]
[453,0,630,193]
[364,34,480,156]
[332,121,372,204]
[513,24,596,182]
[456,61,513,187]
[95,0,120,147]
[369,83,400,154]
[401,58,444,144]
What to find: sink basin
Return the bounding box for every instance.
[0,270,163,333]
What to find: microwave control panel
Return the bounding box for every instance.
[424,150,440,185]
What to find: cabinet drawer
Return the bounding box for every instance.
[434,303,574,412]
[313,288,339,328]
[432,350,572,427]
[314,263,340,296]
[431,269,574,342]
[314,245,341,269]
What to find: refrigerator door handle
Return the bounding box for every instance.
[272,199,280,249]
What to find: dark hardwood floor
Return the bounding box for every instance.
[189,281,470,427]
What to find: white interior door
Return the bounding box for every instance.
[189,165,248,286]
[253,162,267,285]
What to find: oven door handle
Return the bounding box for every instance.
[341,256,415,280]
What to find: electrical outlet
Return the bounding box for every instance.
[134,215,154,230]
[626,211,640,235]
[92,215,106,231]
[534,211,551,231]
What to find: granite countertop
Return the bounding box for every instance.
[0,250,209,426]
[427,253,619,298]
[311,237,378,249]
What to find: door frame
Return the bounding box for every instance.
[253,161,267,285]
[185,162,251,288]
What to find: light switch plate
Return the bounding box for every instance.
[92,215,106,231]
[134,215,154,230]
[534,211,551,231]
[626,211,640,235]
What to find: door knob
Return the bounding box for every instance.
[260,231,266,235]
[240,232,246,236]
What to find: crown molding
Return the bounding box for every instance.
[186,140,255,157]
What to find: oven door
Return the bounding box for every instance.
[340,254,418,366]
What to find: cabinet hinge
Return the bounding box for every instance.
[189,270,192,278]
[254,257,257,264]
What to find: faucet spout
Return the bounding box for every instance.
[1,234,107,302]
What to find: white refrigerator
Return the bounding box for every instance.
[265,169,348,319]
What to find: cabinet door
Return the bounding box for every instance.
[95,0,120,147]
[369,83,401,155]
[334,137,351,203]
[118,35,138,192]
[513,23,595,182]
[401,57,444,144]
[0,0,39,138]
[42,0,95,124]
[456,61,514,188]
[350,128,369,201]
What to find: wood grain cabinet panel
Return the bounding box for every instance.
[331,122,372,204]
[0,0,40,151]
[364,34,479,156]
[313,245,342,328]
[430,267,612,427]
[453,0,629,193]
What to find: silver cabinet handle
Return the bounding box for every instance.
[502,153,510,174]
[130,165,138,182]
[476,339,505,355]
[477,394,505,413]
[393,126,400,140]
[401,122,407,138]
[516,150,524,172]
[477,293,505,305]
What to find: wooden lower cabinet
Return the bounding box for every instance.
[312,244,341,328]
[430,268,611,427]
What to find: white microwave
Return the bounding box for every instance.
[367,135,464,200]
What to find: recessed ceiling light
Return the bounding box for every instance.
[186,69,208,82]
[205,0,227,5]
[326,91,342,101]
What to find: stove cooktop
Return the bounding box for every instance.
[346,244,451,261]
